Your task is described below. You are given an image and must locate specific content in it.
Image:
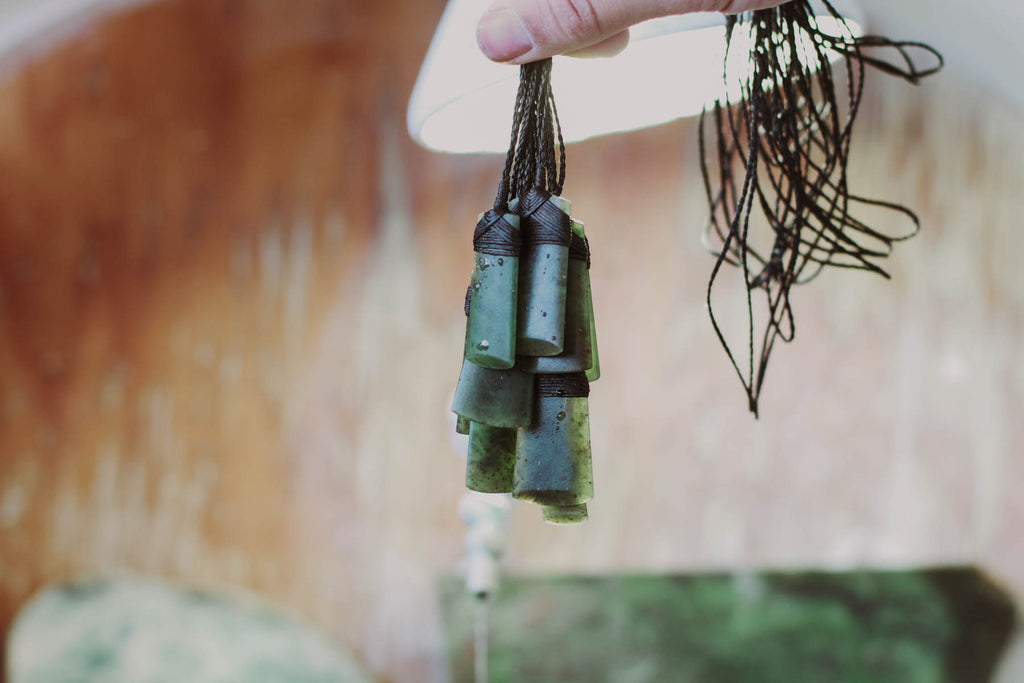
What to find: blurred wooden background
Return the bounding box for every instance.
[0,1,1021,681]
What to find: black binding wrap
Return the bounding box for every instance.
[537,372,590,399]
[473,208,521,257]
[519,187,572,247]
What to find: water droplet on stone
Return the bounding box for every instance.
[556,411,566,421]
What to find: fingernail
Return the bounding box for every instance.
[477,8,533,62]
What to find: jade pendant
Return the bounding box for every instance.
[513,393,594,506]
[584,273,600,382]
[451,358,533,428]
[516,194,572,356]
[465,211,520,369]
[520,219,594,374]
[542,503,589,525]
[465,422,516,493]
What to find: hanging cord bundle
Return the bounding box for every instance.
[452,59,599,525]
[699,1,942,416]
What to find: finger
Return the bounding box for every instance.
[565,29,629,59]
[477,0,792,64]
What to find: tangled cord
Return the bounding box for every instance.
[699,0,942,417]
[495,58,565,208]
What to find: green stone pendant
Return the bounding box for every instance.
[451,358,534,428]
[541,503,589,525]
[584,277,600,382]
[516,192,572,357]
[465,211,520,369]
[513,375,593,507]
[520,219,593,374]
[465,422,517,493]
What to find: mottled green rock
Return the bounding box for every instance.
[455,415,471,435]
[516,195,571,357]
[466,422,516,493]
[513,395,593,506]
[8,577,372,683]
[442,568,1017,683]
[520,219,593,374]
[583,239,600,382]
[542,503,589,525]
[452,358,533,428]
[465,212,520,370]
[584,277,600,382]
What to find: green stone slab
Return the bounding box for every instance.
[541,503,589,525]
[7,577,372,683]
[520,220,593,374]
[516,195,572,357]
[512,395,593,507]
[465,211,520,370]
[451,358,534,428]
[466,422,516,493]
[516,243,569,357]
[441,568,1017,683]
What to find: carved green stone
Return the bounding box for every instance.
[584,275,600,382]
[520,219,593,374]
[456,415,471,435]
[465,422,516,493]
[513,395,593,506]
[541,503,589,525]
[516,195,571,357]
[465,212,520,370]
[451,358,533,428]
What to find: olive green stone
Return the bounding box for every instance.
[584,276,600,382]
[516,244,568,357]
[456,415,471,435]
[465,212,520,370]
[519,220,593,374]
[516,195,572,357]
[465,422,516,493]
[513,395,593,507]
[451,358,533,428]
[542,503,589,525]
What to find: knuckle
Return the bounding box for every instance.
[543,0,605,45]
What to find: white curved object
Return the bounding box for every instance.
[407,0,866,153]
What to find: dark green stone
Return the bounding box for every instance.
[583,238,600,382]
[513,395,593,507]
[520,220,593,374]
[455,415,471,435]
[465,213,520,369]
[465,422,516,493]
[516,195,571,357]
[451,358,533,428]
[541,503,589,525]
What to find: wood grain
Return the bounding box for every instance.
[0,1,1021,681]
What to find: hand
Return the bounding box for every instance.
[477,0,793,63]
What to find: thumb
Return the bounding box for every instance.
[477,0,790,64]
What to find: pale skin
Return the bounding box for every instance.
[478,0,794,63]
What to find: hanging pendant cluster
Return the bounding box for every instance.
[452,59,599,525]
